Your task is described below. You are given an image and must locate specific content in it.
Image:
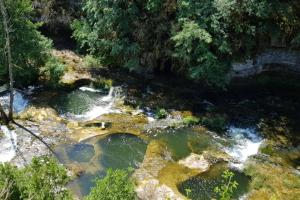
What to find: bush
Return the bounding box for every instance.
[214,170,238,200]
[183,116,200,126]
[155,108,168,119]
[42,57,66,88]
[0,156,72,200]
[93,78,113,90]
[201,114,227,132]
[83,55,103,68]
[85,169,136,200]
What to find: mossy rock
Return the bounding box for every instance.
[245,161,300,200]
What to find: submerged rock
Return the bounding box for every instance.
[134,141,212,200]
[178,153,210,172]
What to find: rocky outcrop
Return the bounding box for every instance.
[231,49,300,78]
[178,153,210,172]
[134,141,212,200]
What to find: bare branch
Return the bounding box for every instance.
[12,120,56,155]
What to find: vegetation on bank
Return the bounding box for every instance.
[0,0,67,88]
[0,0,50,87]
[72,0,300,87]
[0,157,136,200]
[0,157,72,200]
[85,169,136,200]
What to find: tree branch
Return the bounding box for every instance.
[12,120,56,155]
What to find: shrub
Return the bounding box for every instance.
[83,55,103,68]
[155,108,168,119]
[42,57,66,88]
[214,170,238,200]
[183,116,200,126]
[93,78,113,90]
[85,169,136,200]
[201,114,227,132]
[0,156,72,200]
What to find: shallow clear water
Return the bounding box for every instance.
[55,133,147,196]
[150,128,222,161]
[178,163,250,200]
[0,91,29,113]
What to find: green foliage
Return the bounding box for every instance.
[85,169,136,200]
[0,0,51,86]
[155,108,168,119]
[214,170,238,200]
[201,114,227,132]
[93,78,113,90]
[0,156,72,200]
[73,0,300,88]
[83,55,103,68]
[183,116,200,126]
[42,57,66,88]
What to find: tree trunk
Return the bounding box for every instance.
[0,0,14,120]
[0,103,8,124]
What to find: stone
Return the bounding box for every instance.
[178,153,210,172]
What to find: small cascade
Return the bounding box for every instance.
[0,126,17,163]
[79,86,102,93]
[224,126,263,169]
[74,86,122,120]
[0,90,29,113]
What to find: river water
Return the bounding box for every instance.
[0,80,299,199]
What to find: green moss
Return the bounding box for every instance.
[245,162,300,200]
[93,78,113,90]
[83,55,103,68]
[183,116,200,126]
[155,108,168,119]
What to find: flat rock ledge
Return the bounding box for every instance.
[178,153,210,172]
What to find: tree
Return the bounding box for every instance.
[0,0,14,120]
[0,0,51,87]
[73,0,300,88]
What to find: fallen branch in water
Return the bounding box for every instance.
[12,120,55,155]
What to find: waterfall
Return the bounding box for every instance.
[224,126,263,169]
[75,87,122,120]
[0,126,17,163]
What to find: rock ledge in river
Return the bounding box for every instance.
[178,153,210,172]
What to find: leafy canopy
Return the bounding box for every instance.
[0,0,51,86]
[73,0,300,88]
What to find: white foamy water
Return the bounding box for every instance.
[74,87,122,121]
[0,91,29,113]
[79,86,102,93]
[0,126,17,163]
[225,126,263,169]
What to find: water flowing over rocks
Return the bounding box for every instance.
[224,126,263,169]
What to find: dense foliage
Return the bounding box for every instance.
[85,169,136,200]
[0,0,51,86]
[0,156,72,200]
[73,0,300,87]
